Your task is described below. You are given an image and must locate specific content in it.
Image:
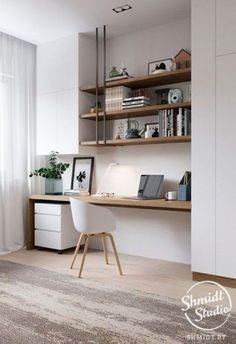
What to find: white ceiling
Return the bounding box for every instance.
[0,0,191,45]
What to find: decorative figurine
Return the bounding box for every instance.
[152,128,159,137]
[109,66,120,78]
[90,101,102,113]
[174,49,191,70]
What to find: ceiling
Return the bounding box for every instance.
[0,0,191,45]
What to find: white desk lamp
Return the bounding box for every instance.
[94,163,119,197]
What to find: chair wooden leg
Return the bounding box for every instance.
[108,234,123,276]
[78,235,90,278]
[102,234,109,264]
[70,233,84,269]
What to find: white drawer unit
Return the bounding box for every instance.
[34,203,78,252]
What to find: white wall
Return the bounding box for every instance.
[38,18,191,264]
[90,18,192,264]
[106,18,191,77]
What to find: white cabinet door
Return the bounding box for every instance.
[216,0,236,56]
[191,0,216,275]
[37,93,57,155]
[37,34,78,95]
[216,53,236,278]
[37,34,79,155]
[37,90,78,155]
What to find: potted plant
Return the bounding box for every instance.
[29,151,70,195]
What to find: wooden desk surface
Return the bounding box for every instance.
[29,194,191,212]
[27,195,191,250]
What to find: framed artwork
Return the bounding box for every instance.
[71,157,94,192]
[148,58,172,75]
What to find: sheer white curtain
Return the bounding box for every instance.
[0,32,36,254]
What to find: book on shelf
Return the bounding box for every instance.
[123,96,150,102]
[105,86,131,112]
[157,107,191,137]
[122,104,150,110]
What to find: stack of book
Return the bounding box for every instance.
[64,189,90,196]
[122,96,151,109]
[105,86,131,112]
[155,108,191,137]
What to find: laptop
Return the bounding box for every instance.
[124,174,164,200]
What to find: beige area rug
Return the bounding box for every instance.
[0,260,235,344]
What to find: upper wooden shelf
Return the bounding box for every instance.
[80,68,191,95]
[80,102,191,121]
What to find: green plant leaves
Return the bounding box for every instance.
[29,152,70,179]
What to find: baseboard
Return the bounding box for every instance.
[192,272,236,289]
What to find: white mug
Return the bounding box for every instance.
[165,191,177,201]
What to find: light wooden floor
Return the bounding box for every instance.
[1,248,236,311]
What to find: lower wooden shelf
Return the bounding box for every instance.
[80,135,191,147]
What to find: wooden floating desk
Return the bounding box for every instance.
[27,194,191,250]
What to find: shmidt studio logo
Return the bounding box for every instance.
[181,281,232,331]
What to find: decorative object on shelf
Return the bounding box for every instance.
[109,66,120,78]
[121,67,128,76]
[148,58,172,75]
[168,89,183,104]
[120,64,129,76]
[132,89,147,97]
[178,171,191,201]
[107,65,131,82]
[128,119,139,130]
[152,128,159,137]
[29,151,70,195]
[174,49,191,70]
[145,123,159,138]
[90,101,102,113]
[125,128,141,139]
[71,157,94,193]
[113,119,128,140]
[155,88,170,105]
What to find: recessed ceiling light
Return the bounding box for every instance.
[112,4,132,14]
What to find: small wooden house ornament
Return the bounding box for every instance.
[174,49,191,70]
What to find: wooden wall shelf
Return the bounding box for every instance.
[80,102,191,121]
[80,135,191,147]
[80,68,191,95]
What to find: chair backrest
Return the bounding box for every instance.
[70,197,116,234]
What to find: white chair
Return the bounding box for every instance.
[70,197,123,278]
